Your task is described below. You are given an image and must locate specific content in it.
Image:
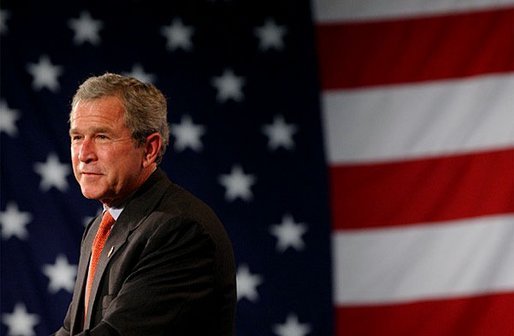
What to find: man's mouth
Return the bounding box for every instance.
[81,171,102,176]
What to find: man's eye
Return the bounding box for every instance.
[96,134,109,140]
[71,135,83,141]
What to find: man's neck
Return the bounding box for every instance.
[100,166,158,208]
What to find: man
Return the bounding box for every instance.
[54,73,236,335]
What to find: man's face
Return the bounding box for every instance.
[70,96,146,206]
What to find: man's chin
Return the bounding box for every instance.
[81,193,100,201]
[80,187,104,201]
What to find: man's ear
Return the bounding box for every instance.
[142,132,162,168]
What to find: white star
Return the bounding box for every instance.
[218,165,256,202]
[68,11,103,45]
[33,153,70,192]
[236,264,263,302]
[273,313,311,336]
[0,100,20,137]
[269,214,308,252]
[26,55,63,92]
[255,18,287,51]
[123,63,156,84]
[0,10,10,34]
[262,115,298,150]
[1,303,40,336]
[0,202,32,240]
[211,69,245,103]
[171,115,205,152]
[42,254,77,294]
[161,18,194,51]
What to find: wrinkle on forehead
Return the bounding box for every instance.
[70,96,126,129]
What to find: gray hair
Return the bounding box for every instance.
[70,73,170,164]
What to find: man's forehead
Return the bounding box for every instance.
[75,96,123,111]
[72,99,124,120]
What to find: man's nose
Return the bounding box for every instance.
[78,138,97,163]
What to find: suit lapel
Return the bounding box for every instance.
[69,216,100,333]
[83,169,171,328]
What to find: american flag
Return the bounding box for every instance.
[314,0,514,335]
[2,1,514,336]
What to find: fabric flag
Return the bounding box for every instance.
[0,1,333,335]
[313,0,514,335]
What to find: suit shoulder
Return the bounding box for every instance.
[161,182,219,220]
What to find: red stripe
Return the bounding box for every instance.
[336,292,514,335]
[316,8,514,89]
[329,148,514,230]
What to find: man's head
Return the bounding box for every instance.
[69,73,170,206]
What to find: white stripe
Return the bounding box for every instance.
[333,215,514,305]
[313,0,514,23]
[321,73,514,164]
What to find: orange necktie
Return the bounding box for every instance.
[84,211,115,317]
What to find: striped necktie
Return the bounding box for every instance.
[84,211,115,319]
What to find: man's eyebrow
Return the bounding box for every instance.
[69,127,112,134]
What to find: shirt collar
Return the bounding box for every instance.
[104,205,124,221]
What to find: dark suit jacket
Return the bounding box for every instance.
[54,169,236,335]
